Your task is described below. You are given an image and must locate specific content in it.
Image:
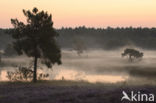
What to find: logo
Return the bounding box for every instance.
[121,91,155,102]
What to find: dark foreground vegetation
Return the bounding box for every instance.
[0,80,155,103]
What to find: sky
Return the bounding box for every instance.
[0,0,156,28]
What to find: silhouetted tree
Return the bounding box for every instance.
[11,7,62,82]
[72,37,86,56]
[122,48,143,62]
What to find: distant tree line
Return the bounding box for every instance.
[0,29,12,50]
[57,26,156,50]
[1,26,156,50]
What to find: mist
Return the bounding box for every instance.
[1,48,156,84]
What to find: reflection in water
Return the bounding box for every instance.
[85,75,126,83]
[0,70,8,81]
[0,69,128,83]
[53,69,128,83]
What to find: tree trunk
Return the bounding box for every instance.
[33,56,38,83]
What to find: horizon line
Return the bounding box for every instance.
[1,26,156,30]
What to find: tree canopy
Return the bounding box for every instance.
[122,48,143,62]
[11,7,61,82]
[72,37,87,56]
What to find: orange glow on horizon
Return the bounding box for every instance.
[0,0,156,28]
